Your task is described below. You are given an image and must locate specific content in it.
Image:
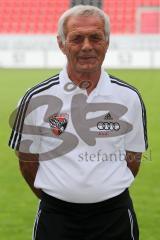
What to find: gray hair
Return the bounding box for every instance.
[57,5,110,44]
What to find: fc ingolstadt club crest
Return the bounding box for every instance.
[49,113,69,136]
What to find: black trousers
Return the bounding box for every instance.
[32,189,139,240]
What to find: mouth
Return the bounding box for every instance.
[78,56,97,64]
[78,56,96,59]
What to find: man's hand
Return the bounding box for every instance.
[125,151,142,177]
[16,151,41,199]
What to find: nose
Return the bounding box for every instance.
[81,37,92,51]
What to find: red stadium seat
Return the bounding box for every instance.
[140,11,160,33]
[0,0,69,34]
[103,0,159,34]
[0,0,159,34]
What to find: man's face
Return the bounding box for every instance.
[58,15,109,74]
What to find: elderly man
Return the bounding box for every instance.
[9,5,147,240]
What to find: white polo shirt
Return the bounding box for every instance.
[9,68,148,203]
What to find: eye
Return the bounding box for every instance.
[70,35,84,44]
[90,34,103,42]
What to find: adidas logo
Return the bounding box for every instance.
[104,112,113,120]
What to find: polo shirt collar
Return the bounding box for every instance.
[92,68,113,97]
[61,67,112,96]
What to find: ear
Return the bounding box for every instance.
[105,39,109,53]
[57,36,66,55]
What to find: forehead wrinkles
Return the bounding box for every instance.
[65,15,105,37]
[68,29,104,37]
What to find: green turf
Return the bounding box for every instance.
[0,68,159,240]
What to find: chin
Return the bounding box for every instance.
[77,64,99,73]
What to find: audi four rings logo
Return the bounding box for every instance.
[97,122,120,131]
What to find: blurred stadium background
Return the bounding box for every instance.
[0,1,160,240]
[0,0,160,68]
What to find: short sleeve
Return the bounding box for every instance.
[8,94,41,154]
[124,94,148,152]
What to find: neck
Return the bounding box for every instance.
[67,66,101,95]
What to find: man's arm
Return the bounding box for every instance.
[16,151,42,199]
[125,151,142,177]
